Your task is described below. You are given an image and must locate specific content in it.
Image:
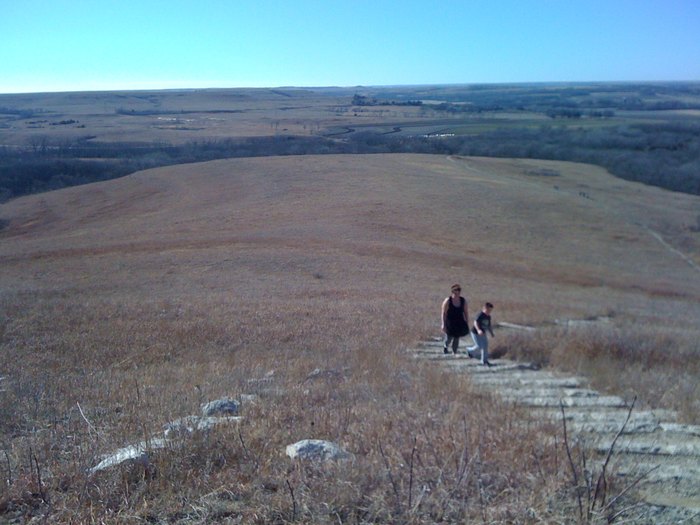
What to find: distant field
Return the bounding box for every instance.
[2,82,700,201]
[2,84,698,146]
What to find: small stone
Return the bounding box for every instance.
[163,415,242,438]
[285,439,351,462]
[201,397,240,417]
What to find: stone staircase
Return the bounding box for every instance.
[408,339,700,522]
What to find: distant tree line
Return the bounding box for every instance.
[364,82,700,114]
[352,94,422,107]
[1,120,699,203]
[0,107,44,119]
[0,136,342,202]
[343,123,700,194]
[115,108,245,115]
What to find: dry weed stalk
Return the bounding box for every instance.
[559,396,660,524]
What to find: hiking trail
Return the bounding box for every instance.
[407,338,700,522]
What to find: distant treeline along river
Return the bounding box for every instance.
[1,120,699,204]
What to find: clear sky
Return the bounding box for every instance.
[2,0,699,94]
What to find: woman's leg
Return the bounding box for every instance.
[443,334,453,353]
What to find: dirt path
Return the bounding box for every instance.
[645,227,700,273]
[408,340,700,522]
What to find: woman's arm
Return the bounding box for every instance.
[462,300,469,332]
[440,298,449,332]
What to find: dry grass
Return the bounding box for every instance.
[0,295,574,523]
[1,153,699,522]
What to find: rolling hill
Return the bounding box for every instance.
[1,153,699,522]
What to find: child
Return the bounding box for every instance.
[467,302,495,366]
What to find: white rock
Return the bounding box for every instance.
[201,397,240,416]
[90,438,167,473]
[163,415,242,438]
[285,439,351,462]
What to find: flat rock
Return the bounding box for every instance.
[541,409,662,434]
[593,434,700,457]
[90,438,167,473]
[163,415,242,438]
[659,423,700,437]
[497,387,600,398]
[201,397,240,417]
[469,376,585,388]
[444,362,534,374]
[614,458,700,483]
[506,395,628,408]
[285,439,352,462]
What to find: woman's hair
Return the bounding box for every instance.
[451,284,461,292]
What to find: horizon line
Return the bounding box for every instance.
[2,79,700,96]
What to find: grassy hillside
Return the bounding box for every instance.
[1,154,698,522]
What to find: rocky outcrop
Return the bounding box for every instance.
[90,396,251,473]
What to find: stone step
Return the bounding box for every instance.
[614,458,700,483]
[533,406,678,420]
[411,352,475,361]
[497,387,600,399]
[442,362,536,374]
[637,491,700,514]
[532,408,663,434]
[591,433,700,457]
[468,376,585,388]
[659,423,700,437]
[410,351,484,361]
[465,370,571,382]
[504,395,629,408]
[569,420,659,434]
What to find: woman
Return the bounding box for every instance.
[441,284,470,354]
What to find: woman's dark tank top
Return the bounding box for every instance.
[445,296,468,336]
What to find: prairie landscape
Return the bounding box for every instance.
[2,83,700,202]
[1,148,699,522]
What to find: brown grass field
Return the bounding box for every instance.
[1,153,699,522]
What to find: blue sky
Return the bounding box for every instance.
[1,0,699,94]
